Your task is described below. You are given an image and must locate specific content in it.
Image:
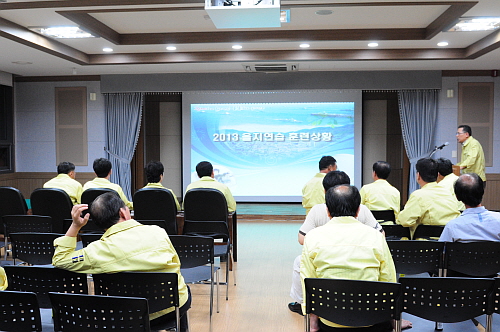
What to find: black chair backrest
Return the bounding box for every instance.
[0,186,28,234]
[371,210,396,222]
[93,271,179,315]
[80,232,104,247]
[134,188,178,234]
[383,224,411,241]
[401,277,495,323]
[30,188,72,233]
[169,235,214,268]
[304,278,401,327]
[3,215,52,235]
[63,218,103,233]
[137,219,177,235]
[81,187,119,217]
[49,292,151,332]
[9,232,63,265]
[443,241,500,277]
[412,225,445,240]
[4,265,88,308]
[387,240,444,275]
[0,290,42,332]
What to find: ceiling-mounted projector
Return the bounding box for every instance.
[205,0,281,29]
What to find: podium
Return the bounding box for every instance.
[452,165,461,176]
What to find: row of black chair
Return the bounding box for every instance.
[304,276,498,332]
[384,224,445,240]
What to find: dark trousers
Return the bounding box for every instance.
[319,320,393,332]
[150,286,192,332]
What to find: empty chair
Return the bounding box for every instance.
[80,232,104,247]
[400,277,495,332]
[81,187,118,216]
[412,224,445,240]
[9,232,62,265]
[63,217,102,233]
[0,186,28,235]
[383,224,411,241]
[0,290,42,332]
[134,187,178,235]
[371,210,396,223]
[30,188,72,233]
[387,240,444,276]
[2,214,52,260]
[4,265,88,308]
[93,271,185,331]
[138,219,177,235]
[443,241,500,277]
[49,292,150,332]
[304,278,402,332]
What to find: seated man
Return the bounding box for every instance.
[83,158,133,210]
[289,171,382,315]
[52,193,190,330]
[143,160,181,211]
[437,157,464,210]
[301,185,396,332]
[440,173,500,242]
[185,161,236,212]
[302,156,337,215]
[398,158,461,238]
[43,161,83,204]
[360,161,400,218]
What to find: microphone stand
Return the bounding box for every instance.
[429,145,446,158]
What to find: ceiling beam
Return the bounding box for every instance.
[465,29,500,58]
[0,0,203,10]
[424,2,477,39]
[57,11,121,44]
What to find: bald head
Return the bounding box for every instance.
[325,184,361,217]
[454,173,484,207]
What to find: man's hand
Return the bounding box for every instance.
[66,204,90,237]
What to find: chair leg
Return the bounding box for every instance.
[216,268,220,314]
[305,314,310,332]
[485,314,492,332]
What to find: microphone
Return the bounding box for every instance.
[436,142,449,150]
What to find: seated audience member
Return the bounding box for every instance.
[143,160,181,211]
[302,156,337,215]
[43,161,83,204]
[437,157,465,210]
[289,171,382,315]
[83,158,133,210]
[52,193,190,330]
[185,161,236,212]
[0,267,7,290]
[360,161,400,218]
[301,185,396,332]
[439,173,500,242]
[397,158,461,237]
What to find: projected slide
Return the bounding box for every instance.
[190,102,355,200]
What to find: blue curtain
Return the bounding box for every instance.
[398,89,439,195]
[104,93,143,201]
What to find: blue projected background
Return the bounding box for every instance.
[190,102,355,199]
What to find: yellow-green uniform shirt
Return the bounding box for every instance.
[397,182,461,237]
[52,219,188,320]
[457,136,486,181]
[144,183,181,211]
[0,267,7,290]
[437,173,465,211]
[43,173,83,205]
[302,173,326,215]
[360,179,400,217]
[301,216,396,328]
[83,177,133,210]
[185,176,236,212]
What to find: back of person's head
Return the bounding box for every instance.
[436,158,453,177]
[416,158,438,183]
[458,124,472,136]
[57,161,75,174]
[319,156,336,171]
[196,161,213,178]
[454,173,484,207]
[373,161,391,179]
[325,185,361,217]
[322,170,350,191]
[145,160,164,183]
[93,158,112,178]
[90,192,124,230]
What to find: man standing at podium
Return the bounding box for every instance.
[456,125,486,186]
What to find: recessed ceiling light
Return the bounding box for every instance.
[232,45,243,50]
[437,41,449,47]
[300,43,310,48]
[447,17,500,32]
[315,10,333,16]
[166,46,177,51]
[29,26,95,39]
[368,42,378,47]
[103,47,113,52]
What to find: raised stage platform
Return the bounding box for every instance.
[237,203,305,222]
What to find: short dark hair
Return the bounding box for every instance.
[93,158,112,178]
[145,161,164,183]
[196,161,213,178]
[373,161,391,179]
[416,158,438,183]
[322,171,350,191]
[319,156,336,171]
[436,158,453,177]
[325,185,361,217]
[458,125,472,136]
[90,192,125,230]
[57,161,75,174]
[454,173,484,207]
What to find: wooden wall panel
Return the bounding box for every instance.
[483,174,500,210]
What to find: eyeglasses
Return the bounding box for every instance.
[456,132,466,136]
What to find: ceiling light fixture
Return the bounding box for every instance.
[300,43,310,48]
[368,42,378,47]
[166,46,177,51]
[315,10,333,16]
[232,45,243,50]
[103,47,113,52]
[447,17,500,32]
[29,26,95,38]
[437,41,449,47]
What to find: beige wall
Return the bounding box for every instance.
[159,102,182,196]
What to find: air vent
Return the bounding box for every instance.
[243,63,299,72]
